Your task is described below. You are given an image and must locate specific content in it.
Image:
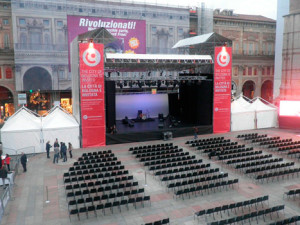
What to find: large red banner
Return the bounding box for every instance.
[79,43,105,147]
[213,47,232,133]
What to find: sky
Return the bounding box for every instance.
[135,0,278,20]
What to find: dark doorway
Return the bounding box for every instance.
[242,80,255,99]
[23,67,52,91]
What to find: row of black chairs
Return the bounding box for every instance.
[256,168,300,182]
[129,143,173,151]
[191,139,230,147]
[236,133,259,139]
[149,159,202,171]
[67,165,125,178]
[79,153,115,161]
[136,148,182,158]
[287,150,300,157]
[201,146,248,155]
[145,155,196,167]
[70,161,121,172]
[74,157,119,166]
[154,163,208,177]
[167,173,228,189]
[69,195,151,221]
[174,179,238,199]
[251,136,280,143]
[186,137,224,145]
[196,141,236,150]
[132,146,178,155]
[278,145,300,152]
[207,205,285,225]
[161,168,220,182]
[267,140,299,149]
[243,134,267,140]
[226,154,273,165]
[64,170,129,184]
[141,152,189,163]
[144,218,169,225]
[268,216,300,225]
[235,158,283,169]
[66,181,140,200]
[194,195,269,220]
[245,162,295,174]
[218,150,262,161]
[260,139,292,146]
[82,150,112,157]
[283,188,300,199]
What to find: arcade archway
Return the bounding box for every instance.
[0,86,14,122]
[261,80,273,103]
[23,67,52,91]
[242,80,255,99]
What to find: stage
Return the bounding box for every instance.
[106,117,212,145]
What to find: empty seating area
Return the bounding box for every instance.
[195,195,287,225]
[65,150,150,221]
[284,188,300,199]
[268,216,300,225]
[144,218,170,225]
[130,142,238,199]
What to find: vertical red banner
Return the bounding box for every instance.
[213,47,232,133]
[79,43,106,147]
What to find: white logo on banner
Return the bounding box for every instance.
[83,48,101,67]
[216,50,230,67]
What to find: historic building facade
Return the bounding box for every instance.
[0,0,15,121]
[213,10,276,101]
[280,0,300,100]
[10,0,191,114]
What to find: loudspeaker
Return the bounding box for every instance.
[158,113,164,122]
[158,123,164,129]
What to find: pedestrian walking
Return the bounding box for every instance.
[60,142,63,159]
[5,154,11,171]
[46,141,52,159]
[193,127,198,139]
[0,164,8,189]
[53,145,59,164]
[20,152,27,172]
[62,143,67,162]
[68,142,73,158]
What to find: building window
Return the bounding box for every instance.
[92,9,95,13]
[169,27,173,33]
[153,13,156,18]
[5,68,12,79]
[19,18,26,25]
[124,11,127,16]
[249,43,253,55]
[57,5,62,10]
[3,19,9,25]
[243,67,247,76]
[43,5,48,10]
[169,15,173,19]
[112,11,115,15]
[262,67,265,75]
[180,16,183,20]
[4,34,9,48]
[142,12,145,17]
[254,68,258,76]
[59,70,65,80]
[235,42,239,54]
[178,28,183,35]
[233,67,238,76]
[267,67,271,75]
[255,43,258,55]
[152,26,157,33]
[57,21,63,27]
[79,8,83,12]
[43,20,49,26]
[248,67,252,76]
[243,43,247,55]
[268,43,273,55]
[20,3,24,8]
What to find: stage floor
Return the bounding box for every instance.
[115,118,188,134]
[106,117,213,145]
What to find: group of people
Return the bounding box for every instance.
[46,139,73,164]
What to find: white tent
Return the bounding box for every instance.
[42,106,80,150]
[1,107,42,155]
[248,98,278,129]
[231,100,256,131]
[235,96,252,108]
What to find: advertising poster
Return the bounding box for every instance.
[79,43,105,147]
[213,46,232,133]
[68,15,146,70]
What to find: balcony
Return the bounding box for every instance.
[14,43,68,51]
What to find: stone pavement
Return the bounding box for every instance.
[1,128,300,225]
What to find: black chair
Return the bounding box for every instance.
[69,208,79,221]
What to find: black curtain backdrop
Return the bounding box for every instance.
[179,80,213,125]
[105,81,116,131]
[168,93,180,117]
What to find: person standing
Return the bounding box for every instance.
[20,152,27,172]
[68,142,73,158]
[5,154,11,171]
[0,164,8,189]
[60,142,63,159]
[46,141,52,159]
[193,127,198,139]
[62,143,67,162]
